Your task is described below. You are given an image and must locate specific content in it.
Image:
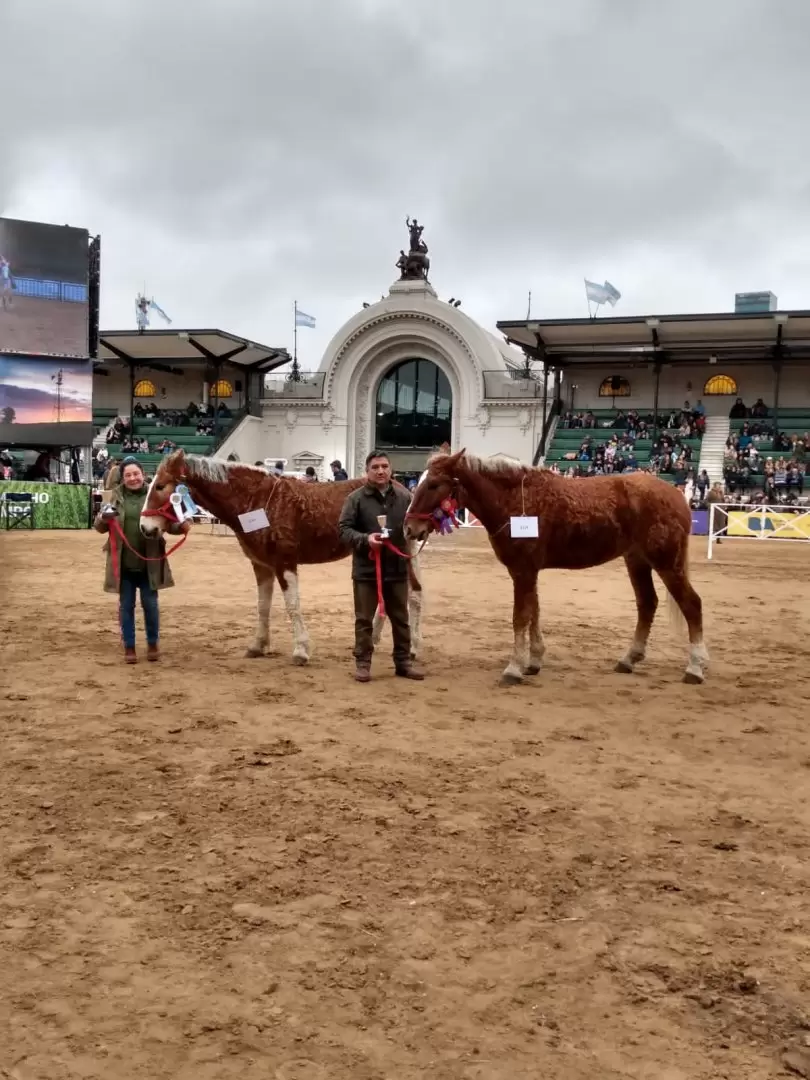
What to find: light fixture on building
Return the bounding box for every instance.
[709,353,717,364]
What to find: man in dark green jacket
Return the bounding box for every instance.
[338,450,424,683]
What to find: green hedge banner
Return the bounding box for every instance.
[0,480,91,529]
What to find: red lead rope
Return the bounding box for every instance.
[107,516,187,587]
[370,537,411,618]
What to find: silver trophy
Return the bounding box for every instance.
[377,513,389,539]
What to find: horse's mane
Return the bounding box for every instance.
[427,450,536,478]
[184,454,268,484]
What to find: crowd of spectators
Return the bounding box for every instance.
[554,402,706,484]
[722,398,806,503]
[103,400,233,454]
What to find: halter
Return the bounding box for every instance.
[141,499,179,522]
[141,473,190,523]
[405,494,461,536]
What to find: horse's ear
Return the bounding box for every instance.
[167,448,186,473]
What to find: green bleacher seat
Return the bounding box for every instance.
[546,408,703,480]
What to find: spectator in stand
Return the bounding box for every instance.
[697,469,710,501]
[330,460,349,481]
[301,466,318,483]
[751,398,769,418]
[729,397,748,419]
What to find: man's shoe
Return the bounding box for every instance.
[124,647,137,664]
[395,664,424,680]
[354,662,372,683]
[147,643,160,662]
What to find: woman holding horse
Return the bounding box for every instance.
[94,455,191,664]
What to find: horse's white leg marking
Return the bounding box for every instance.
[407,550,423,660]
[502,627,530,683]
[281,570,310,664]
[526,622,545,673]
[617,633,648,671]
[684,637,709,682]
[371,606,385,647]
[247,574,274,656]
[408,588,423,660]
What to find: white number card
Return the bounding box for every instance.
[510,515,539,539]
[238,509,270,533]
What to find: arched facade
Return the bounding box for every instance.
[375,359,452,453]
[225,275,544,477]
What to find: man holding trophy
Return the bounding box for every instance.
[338,450,424,683]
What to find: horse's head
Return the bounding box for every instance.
[404,447,465,542]
[140,448,187,536]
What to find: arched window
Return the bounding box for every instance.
[209,378,233,398]
[133,378,157,398]
[375,360,452,449]
[704,374,738,396]
[598,376,631,398]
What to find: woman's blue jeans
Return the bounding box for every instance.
[119,570,159,648]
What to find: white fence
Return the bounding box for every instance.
[707,503,810,559]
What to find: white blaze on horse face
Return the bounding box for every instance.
[281,570,310,663]
[139,472,165,535]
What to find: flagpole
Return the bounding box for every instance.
[293,300,298,367]
[526,290,532,320]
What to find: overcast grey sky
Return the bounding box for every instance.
[2,0,808,366]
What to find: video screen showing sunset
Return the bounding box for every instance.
[0,355,92,427]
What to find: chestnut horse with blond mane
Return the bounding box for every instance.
[404,448,708,686]
[139,450,424,664]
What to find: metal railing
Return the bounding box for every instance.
[261,372,326,400]
[482,369,545,400]
[10,276,88,303]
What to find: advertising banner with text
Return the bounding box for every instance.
[0,480,91,529]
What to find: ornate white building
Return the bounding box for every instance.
[220,274,550,479]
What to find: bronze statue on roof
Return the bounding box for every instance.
[396,216,430,281]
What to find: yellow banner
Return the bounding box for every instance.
[727,510,810,541]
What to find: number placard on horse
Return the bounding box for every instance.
[510,515,539,539]
[238,509,270,533]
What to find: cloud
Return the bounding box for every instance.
[3,0,810,365]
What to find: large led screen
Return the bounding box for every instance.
[0,216,90,358]
[0,355,93,446]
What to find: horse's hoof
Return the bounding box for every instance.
[614,660,634,674]
[292,654,309,667]
[524,665,542,676]
[499,673,524,687]
[245,647,265,658]
[682,671,704,685]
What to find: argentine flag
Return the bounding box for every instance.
[295,308,316,329]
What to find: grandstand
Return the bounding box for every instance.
[497,309,810,497]
[91,328,291,476]
[543,408,703,484]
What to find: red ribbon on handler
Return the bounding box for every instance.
[369,536,411,618]
[106,516,187,586]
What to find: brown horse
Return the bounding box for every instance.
[403,448,708,686]
[139,450,424,664]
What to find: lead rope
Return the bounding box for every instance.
[370,537,412,619]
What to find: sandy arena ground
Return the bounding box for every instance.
[0,295,88,356]
[1,528,809,1080]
